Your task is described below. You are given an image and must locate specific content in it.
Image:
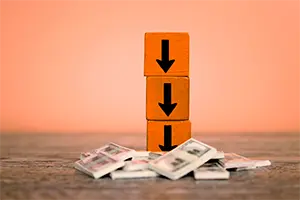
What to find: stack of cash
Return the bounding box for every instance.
[74,138,271,180]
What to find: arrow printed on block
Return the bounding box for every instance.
[156,40,175,73]
[158,83,177,116]
[159,125,178,151]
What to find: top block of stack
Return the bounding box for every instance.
[144,32,189,77]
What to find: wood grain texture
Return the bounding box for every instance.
[1,133,299,200]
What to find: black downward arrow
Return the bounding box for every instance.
[158,83,177,116]
[156,40,175,73]
[159,125,178,151]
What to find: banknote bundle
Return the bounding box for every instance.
[74,138,271,180]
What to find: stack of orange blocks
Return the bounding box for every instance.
[144,32,191,152]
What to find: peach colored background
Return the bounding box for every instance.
[1,0,299,134]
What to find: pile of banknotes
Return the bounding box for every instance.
[74,138,271,180]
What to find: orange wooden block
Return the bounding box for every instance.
[147,120,191,152]
[144,32,189,76]
[146,77,189,120]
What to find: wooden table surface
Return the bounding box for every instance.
[1,133,299,200]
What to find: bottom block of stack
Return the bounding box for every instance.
[146,120,191,152]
